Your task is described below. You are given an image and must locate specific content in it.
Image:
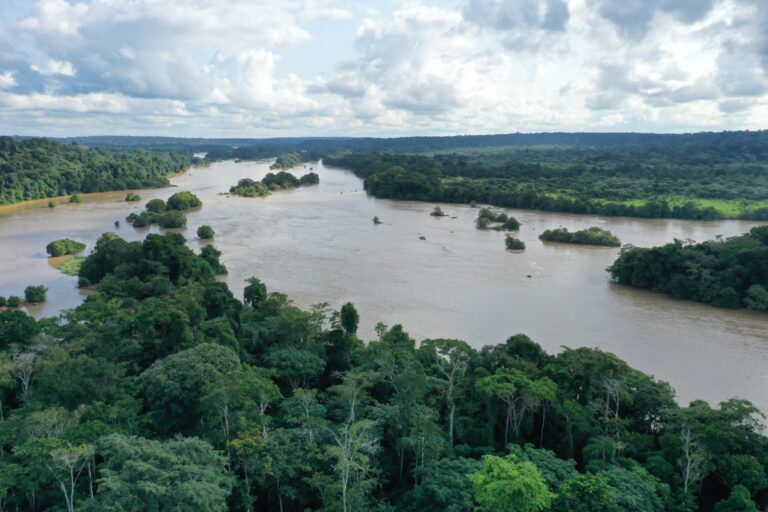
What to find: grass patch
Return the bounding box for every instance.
[58,256,85,276]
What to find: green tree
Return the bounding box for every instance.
[468,454,554,512]
[92,434,231,511]
[715,485,759,512]
[24,285,47,304]
[340,302,360,335]
[197,225,215,239]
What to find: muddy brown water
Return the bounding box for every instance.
[1,159,767,413]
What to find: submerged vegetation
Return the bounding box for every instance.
[230,172,319,197]
[540,227,621,247]
[0,231,764,510]
[505,235,526,250]
[610,226,768,310]
[476,207,521,231]
[58,255,86,276]
[126,193,201,229]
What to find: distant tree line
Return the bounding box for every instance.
[0,137,192,205]
[323,151,768,220]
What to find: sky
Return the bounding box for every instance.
[0,0,766,137]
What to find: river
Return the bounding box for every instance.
[1,159,767,413]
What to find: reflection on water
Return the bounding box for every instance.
[1,159,767,412]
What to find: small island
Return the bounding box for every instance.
[46,238,86,257]
[430,206,448,217]
[197,225,215,239]
[505,235,525,251]
[476,208,520,231]
[229,171,320,198]
[270,151,312,170]
[126,192,202,229]
[539,227,621,247]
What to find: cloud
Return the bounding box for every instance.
[0,0,766,136]
[596,0,715,39]
[30,58,76,77]
[0,71,16,89]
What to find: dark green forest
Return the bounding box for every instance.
[0,232,765,511]
[0,137,192,205]
[609,226,768,310]
[323,148,768,220]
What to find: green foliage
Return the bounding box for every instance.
[91,434,232,511]
[270,151,311,170]
[0,296,5,307]
[138,343,241,435]
[166,191,202,210]
[24,285,47,304]
[57,256,85,276]
[0,309,39,347]
[124,192,142,201]
[260,171,319,191]
[324,147,768,220]
[0,137,192,206]
[609,230,768,310]
[468,454,554,512]
[68,194,82,203]
[715,485,759,512]
[0,228,765,511]
[505,236,525,250]
[46,238,86,257]
[145,198,166,212]
[340,302,359,335]
[299,172,319,186]
[126,209,187,229]
[6,296,21,308]
[540,227,621,247]
[197,225,215,239]
[229,178,270,197]
[430,206,447,217]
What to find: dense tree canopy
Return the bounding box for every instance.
[0,137,192,205]
[0,231,763,511]
[610,227,768,310]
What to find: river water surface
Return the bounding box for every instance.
[1,159,767,413]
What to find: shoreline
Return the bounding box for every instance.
[0,163,199,215]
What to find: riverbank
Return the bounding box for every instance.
[0,159,767,416]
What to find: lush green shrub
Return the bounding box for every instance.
[430,206,447,216]
[125,192,142,202]
[197,225,215,239]
[540,227,621,247]
[262,171,300,190]
[69,194,82,203]
[505,236,526,250]
[145,198,167,213]
[166,191,202,210]
[47,200,56,208]
[299,172,319,186]
[0,296,6,307]
[229,178,270,197]
[157,210,187,228]
[46,238,86,257]
[24,285,47,303]
[6,296,21,308]
[502,217,521,231]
